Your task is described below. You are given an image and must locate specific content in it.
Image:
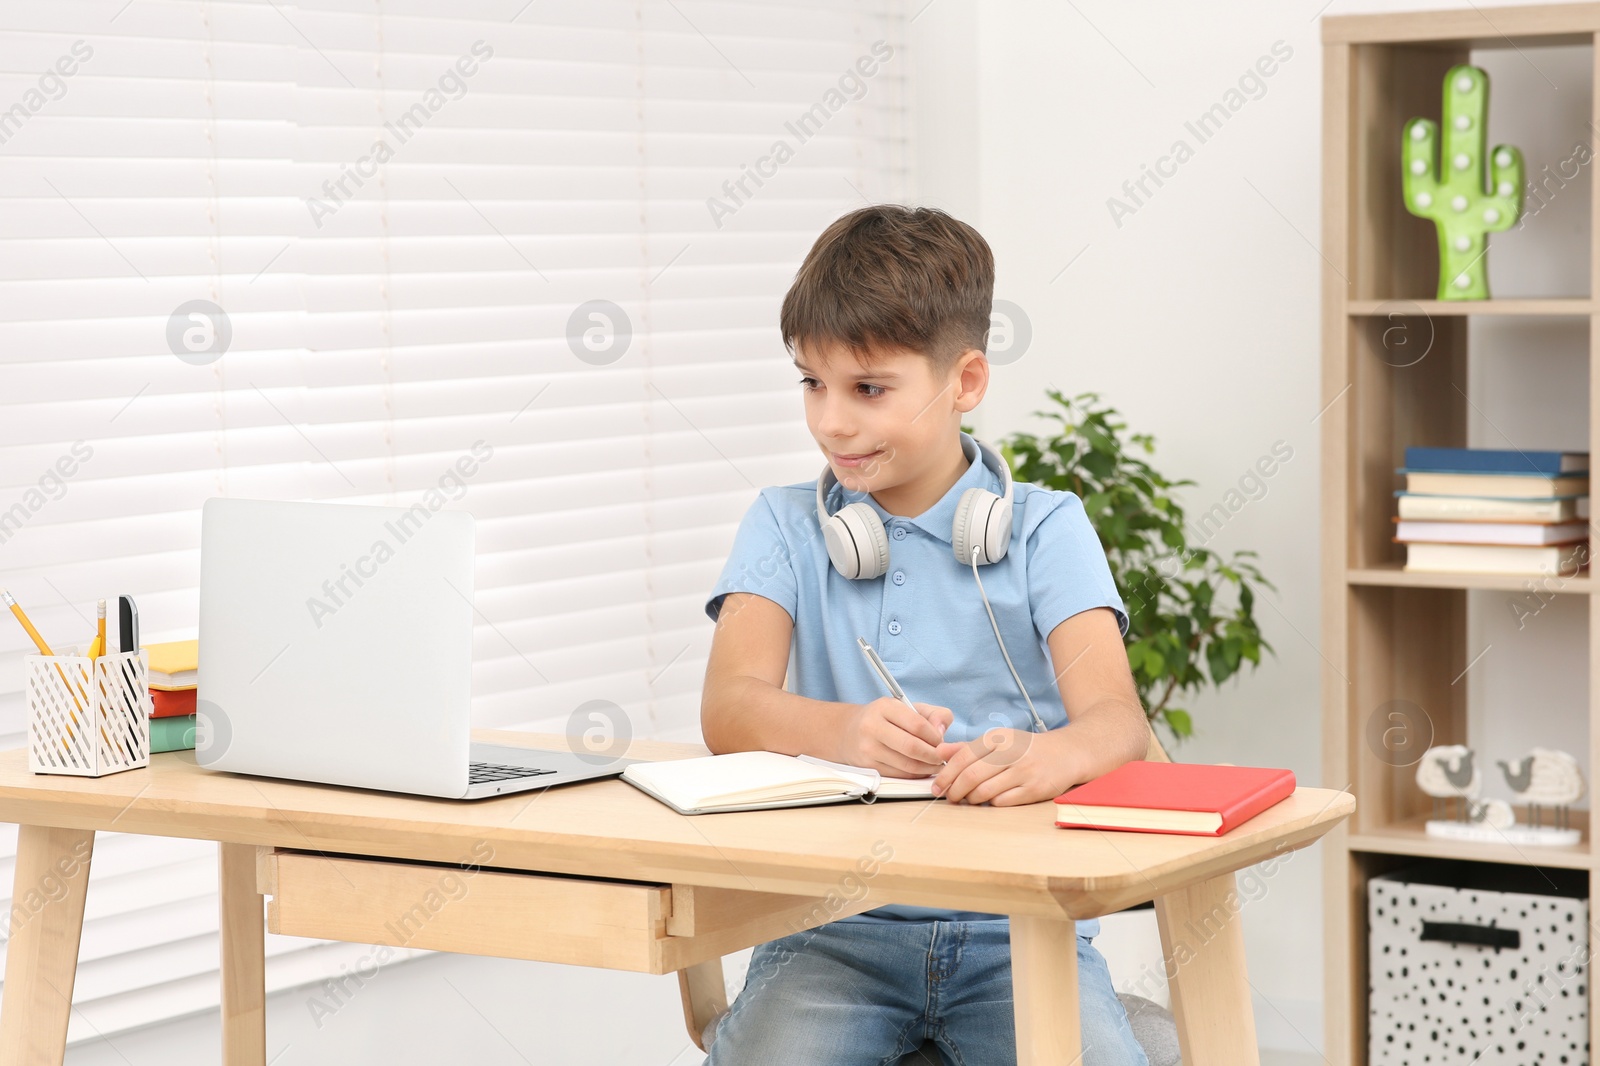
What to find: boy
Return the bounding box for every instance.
[699,204,1151,1065]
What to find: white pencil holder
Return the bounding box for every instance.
[26,647,151,777]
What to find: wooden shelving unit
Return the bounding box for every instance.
[1347,298,1595,315]
[1322,5,1600,1063]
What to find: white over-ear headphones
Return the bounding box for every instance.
[815,434,1015,581]
[815,434,1049,734]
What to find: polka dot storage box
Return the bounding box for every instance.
[1369,858,1588,1065]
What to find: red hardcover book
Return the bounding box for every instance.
[1053,760,1296,836]
[150,687,197,719]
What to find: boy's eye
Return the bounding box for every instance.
[796,377,885,398]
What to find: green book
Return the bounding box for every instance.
[150,714,196,753]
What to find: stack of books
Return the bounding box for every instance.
[1396,447,1590,575]
[146,639,198,753]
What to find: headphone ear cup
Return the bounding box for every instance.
[953,488,1011,566]
[823,501,889,580]
[984,492,1013,562]
[952,487,984,566]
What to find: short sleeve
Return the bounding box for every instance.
[705,492,800,624]
[1027,492,1129,641]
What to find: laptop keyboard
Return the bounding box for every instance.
[469,761,558,784]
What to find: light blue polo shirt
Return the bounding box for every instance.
[704,431,1129,936]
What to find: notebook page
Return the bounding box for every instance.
[797,755,936,798]
[624,750,861,808]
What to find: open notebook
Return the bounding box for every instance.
[620,751,939,815]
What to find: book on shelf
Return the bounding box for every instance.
[1395,493,1588,523]
[620,750,937,814]
[1393,519,1589,546]
[150,687,196,719]
[1402,540,1588,575]
[1403,447,1588,476]
[1399,469,1589,499]
[144,638,198,691]
[1053,760,1296,836]
[150,714,196,753]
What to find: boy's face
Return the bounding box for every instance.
[793,338,985,495]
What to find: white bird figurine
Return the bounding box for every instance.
[1416,744,1480,821]
[1498,748,1585,831]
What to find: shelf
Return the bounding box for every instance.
[1322,4,1600,48]
[1347,299,1594,316]
[1348,815,1590,870]
[1348,563,1593,593]
[1323,9,1600,1062]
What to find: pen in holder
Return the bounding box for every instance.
[26,645,151,776]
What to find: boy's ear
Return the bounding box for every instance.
[953,348,988,413]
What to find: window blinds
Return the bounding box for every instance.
[0,0,909,1040]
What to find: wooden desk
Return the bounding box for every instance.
[0,730,1352,1065]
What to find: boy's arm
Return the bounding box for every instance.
[700,591,855,760]
[701,592,949,776]
[933,605,1148,805]
[1040,605,1151,782]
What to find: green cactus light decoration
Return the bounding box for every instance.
[1402,65,1524,300]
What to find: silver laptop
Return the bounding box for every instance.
[197,496,637,799]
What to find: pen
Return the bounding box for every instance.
[85,598,130,757]
[92,597,139,759]
[118,594,139,654]
[858,637,947,771]
[117,594,147,751]
[857,637,918,711]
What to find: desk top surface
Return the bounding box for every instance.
[0,730,1353,917]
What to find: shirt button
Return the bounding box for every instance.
[888,619,902,635]
[892,526,907,540]
[892,570,905,585]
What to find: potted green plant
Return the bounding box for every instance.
[973,389,1277,747]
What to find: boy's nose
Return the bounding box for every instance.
[816,403,854,441]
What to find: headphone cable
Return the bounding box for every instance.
[968,544,1047,733]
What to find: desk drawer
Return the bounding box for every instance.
[256,847,869,974]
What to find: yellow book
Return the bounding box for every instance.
[143,638,198,691]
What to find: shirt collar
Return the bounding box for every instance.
[833,431,999,545]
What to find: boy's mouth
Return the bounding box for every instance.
[831,450,882,468]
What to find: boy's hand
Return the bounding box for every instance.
[932,727,1077,806]
[838,698,953,778]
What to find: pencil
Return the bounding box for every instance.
[4,588,54,655]
[89,599,105,659]
[4,588,84,749]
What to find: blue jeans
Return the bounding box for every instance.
[703,918,1149,1066]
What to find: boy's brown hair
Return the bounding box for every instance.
[779,204,994,377]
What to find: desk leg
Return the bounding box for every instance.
[1154,871,1260,1065]
[0,824,95,1066]
[218,843,266,1066]
[1010,915,1081,1064]
[678,959,728,1052]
